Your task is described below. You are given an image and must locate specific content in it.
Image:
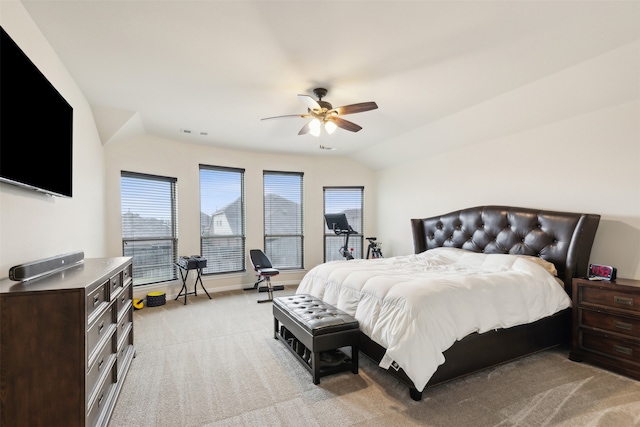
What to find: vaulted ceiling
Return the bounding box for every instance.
[21,1,640,170]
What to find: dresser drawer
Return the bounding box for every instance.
[87,364,116,427]
[117,329,134,378]
[581,330,640,364]
[122,263,132,285]
[580,308,640,337]
[86,281,109,323]
[86,336,116,405]
[87,304,116,360]
[117,306,133,347]
[580,287,640,313]
[116,283,132,319]
[109,272,122,299]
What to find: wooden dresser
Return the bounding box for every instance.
[0,257,135,427]
[570,277,640,379]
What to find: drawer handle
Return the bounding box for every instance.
[614,345,633,356]
[98,358,104,371]
[98,321,104,335]
[614,321,633,331]
[98,393,104,408]
[614,296,633,306]
[93,295,100,306]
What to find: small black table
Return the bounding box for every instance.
[175,257,211,305]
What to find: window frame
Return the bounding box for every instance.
[323,186,364,262]
[263,170,304,270]
[199,164,246,275]
[120,171,178,286]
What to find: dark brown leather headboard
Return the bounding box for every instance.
[411,206,600,292]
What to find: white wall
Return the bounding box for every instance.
[374,37,639,280]
[104,135,376,299]
[0,0,107,278]
[376,100,640,279]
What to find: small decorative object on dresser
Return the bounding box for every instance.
[0,256,135,427]
[569,277,640,380]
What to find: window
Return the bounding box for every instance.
[263,171,303,269]
[200,165,245,274]
[324,187,364,261]
[121,172,178,286]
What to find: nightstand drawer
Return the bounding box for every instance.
[580,308,640,336]
[581,287,640,313]
[581,330,639,363]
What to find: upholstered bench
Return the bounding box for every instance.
[273,294,359,384]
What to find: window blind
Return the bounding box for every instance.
[199,165,245,274]
[121,171,178,286]
[263,171,303,269]
[324,187,363,261]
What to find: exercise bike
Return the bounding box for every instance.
[365,237,383,259]
[324,213,358,261]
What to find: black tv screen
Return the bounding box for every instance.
[0,26,73,198]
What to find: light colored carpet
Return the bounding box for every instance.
[109,287,640,427]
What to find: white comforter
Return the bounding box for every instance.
[296,247,571,392]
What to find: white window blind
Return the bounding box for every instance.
[324,187,363,261]
[199,165,245,274]
[263,171,303,269]
[121,171,178,286]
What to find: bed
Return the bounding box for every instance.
[296,205,600,400]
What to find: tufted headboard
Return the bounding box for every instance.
[411,206,600,293]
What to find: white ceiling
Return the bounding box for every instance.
[21,0,640,170]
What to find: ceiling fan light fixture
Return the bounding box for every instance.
[262,88,378,136]
[324,120,337,134]
[309,118,321,137]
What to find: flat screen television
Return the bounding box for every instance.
[0,26,73,198]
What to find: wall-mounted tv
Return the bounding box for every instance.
[0,26,73,198]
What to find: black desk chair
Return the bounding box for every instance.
[245,249,284,303]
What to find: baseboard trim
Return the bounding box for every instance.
[133,281,298,301]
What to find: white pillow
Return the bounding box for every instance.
[512,255,558,276]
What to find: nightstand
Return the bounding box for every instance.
[569,277,640,379]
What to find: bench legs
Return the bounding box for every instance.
[311,352,321,384]
[273,317,359,384]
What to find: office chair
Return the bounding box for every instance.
[245,249,284,303]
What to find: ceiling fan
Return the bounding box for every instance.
[262,88,378,136]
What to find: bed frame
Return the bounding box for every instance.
[358,205,600,401]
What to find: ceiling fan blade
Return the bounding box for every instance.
[328,116,362,132]
[261,114,309,121]
[332,102,378,116]
[298,122,311,135]
[298,94,321,110]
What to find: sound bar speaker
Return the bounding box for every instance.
[9,251,84,281]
